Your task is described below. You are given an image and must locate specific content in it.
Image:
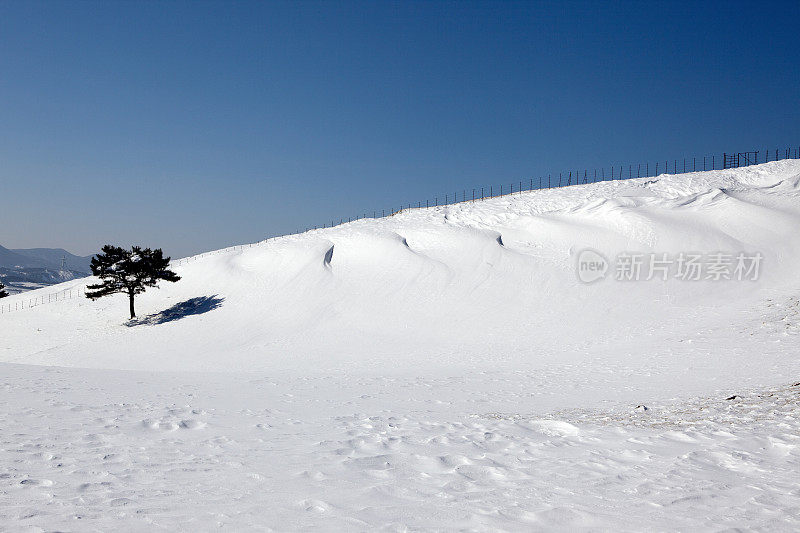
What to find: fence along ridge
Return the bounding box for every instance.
[2,145,799,315]
[293,145,800,229]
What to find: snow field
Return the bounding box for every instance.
[2,160,800,530]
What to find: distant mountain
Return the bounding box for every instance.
[0,245,95,294]
[0,245,41,268]
[9,247,93,273]
[0,245,93,272]
[0,267,88,295]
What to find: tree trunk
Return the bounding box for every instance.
[129,292,136,319]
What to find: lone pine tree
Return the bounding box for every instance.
[85,245,180,319]
[0,281,7,298]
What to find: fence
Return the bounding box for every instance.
[299,145,800,229]
[2,144,799,315]
[0,285,84,314]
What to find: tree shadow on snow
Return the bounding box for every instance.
[125,295,225,327]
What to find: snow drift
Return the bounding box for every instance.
[3,161,800,531]
[5,161,800,382]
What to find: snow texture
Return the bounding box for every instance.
[2,161,800,530]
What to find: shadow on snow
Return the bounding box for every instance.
[125,295,225,327]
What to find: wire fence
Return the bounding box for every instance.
[301,145,800,229]
[0,285,84,314]
[2,144,798,316]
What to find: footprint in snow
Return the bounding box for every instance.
[519,420,580,437]
[140,419,177,431]
[141,418,205,430]
[20,479,53,487]
[298,499,330,513]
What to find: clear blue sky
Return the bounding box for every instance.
[1,0,798,258]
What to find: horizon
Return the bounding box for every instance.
[5,148,799,261]
[2,0,799,257]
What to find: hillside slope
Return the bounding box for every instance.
[3,160,800,530]
[4,161,800,384]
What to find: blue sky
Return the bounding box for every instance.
[1,0,798,258]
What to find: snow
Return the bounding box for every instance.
[2,160,800,530]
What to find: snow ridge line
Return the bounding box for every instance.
[285,148,800,234]
[2,151,799,315]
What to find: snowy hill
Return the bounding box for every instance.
[5,161,800,383]
[2,160,800,530]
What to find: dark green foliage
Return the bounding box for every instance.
[85,245,180,319]
[0,281,7,298]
